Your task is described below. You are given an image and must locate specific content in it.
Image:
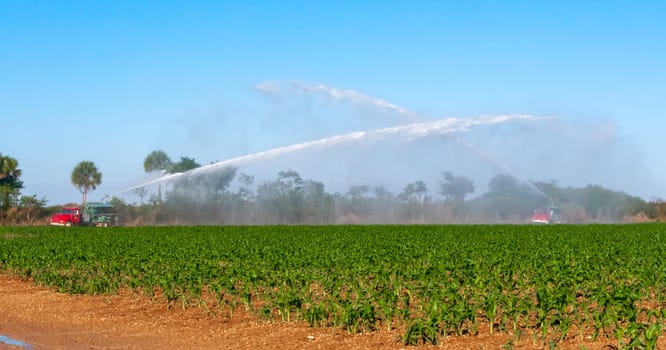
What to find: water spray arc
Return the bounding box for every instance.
[257,80,421,122]
[285,80,556,204]
[112,81,556,202]
[111,115,549,197]
[271,80,556,204]
[282,81,555,206]
[447,135,555,204]
[290,81,420,122]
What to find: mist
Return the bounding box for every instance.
[110,80,657,224]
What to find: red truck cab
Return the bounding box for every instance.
[50,207,82,226]
[531,207,563,224]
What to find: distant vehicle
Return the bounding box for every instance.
[50,202,119,227]
[531,207,563,224]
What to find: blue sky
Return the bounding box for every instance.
[2,1,665,204]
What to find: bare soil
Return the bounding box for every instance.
[0,274,646,350]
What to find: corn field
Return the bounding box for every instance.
[1,224,666,348]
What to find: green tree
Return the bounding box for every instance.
[0,153,24,211]
[487,174,520,196]
[480,174,541,221]
[439,171,474,202]
[143,150,172,173]
[71,161,102,205]
[399,180,428,203]
[256,170,305,224]
[143,150,172,202]
[346,185,371,217]
[438,172,474,221]
[358,186,398,223]
[164,167,238,223]
[168,156,200,173]
[133,186,148,205]
[302,180,335,223]
[572,185,634,221]
[199,167,238,197]
[237,173,255,201]
[18,194,47,224]
[399,180,429,222]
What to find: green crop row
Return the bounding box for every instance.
[1,224,666,348]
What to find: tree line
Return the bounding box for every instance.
[1,150,664,225]
[109,150,660,225]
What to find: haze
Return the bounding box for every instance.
[1,1,664,205]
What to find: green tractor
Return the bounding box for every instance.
[82,202,119,227]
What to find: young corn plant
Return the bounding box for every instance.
[644,323,660,350]
[484,291,499,335]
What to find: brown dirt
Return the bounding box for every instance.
[0,274,650,350]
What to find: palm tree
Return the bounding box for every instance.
[143,150,172,202]
[0,153,23,210]
[71,161,102,205]
[0,153,22,181]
